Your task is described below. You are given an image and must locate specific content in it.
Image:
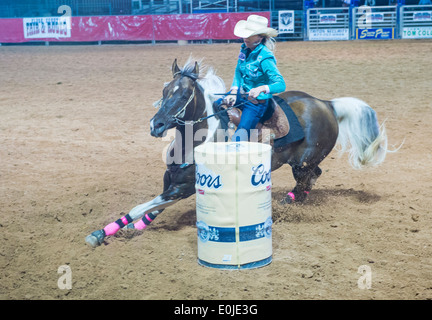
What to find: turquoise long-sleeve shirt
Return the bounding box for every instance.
[231,43,286,100]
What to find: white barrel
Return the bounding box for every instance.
[194,141,273,269]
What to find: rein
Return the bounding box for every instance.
[168,72,247,126]
[174,104,237,126]
[172,91,247,126]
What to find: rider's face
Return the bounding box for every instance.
[243,35,263,50]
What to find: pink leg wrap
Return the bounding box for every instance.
[134,220,147,230]
[287,192,295,201]
[134,214,154,230]
[103,222,120,236]
[121,216,129,225]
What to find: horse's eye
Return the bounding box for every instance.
[152,98,162,108]
[162,87,169,97]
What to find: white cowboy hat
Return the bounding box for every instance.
[233,14,278,38]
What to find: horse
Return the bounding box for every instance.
[85,58,389,248]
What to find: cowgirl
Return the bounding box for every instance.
[225,15,286,141]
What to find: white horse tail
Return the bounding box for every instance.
[331,97,389,169]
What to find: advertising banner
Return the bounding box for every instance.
[319,14,337,24]
[366,12,384,23]
[308,28,349,40]
[356,28,394,40]
[278,10,295,33]
[402,26,432,39]
[412,11,432,21]
[0,12,270,43]
[23,17,71,39]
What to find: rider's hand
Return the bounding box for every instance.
[248,86,267,100]
[223,89,238,106]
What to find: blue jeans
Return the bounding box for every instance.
[232,93,268,142]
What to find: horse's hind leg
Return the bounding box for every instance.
[282,164,322,204]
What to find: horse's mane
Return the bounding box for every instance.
[181,57,226,92]
[182,57,226,141]
[177,57,200,80]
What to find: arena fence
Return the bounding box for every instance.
[352,5,398,39]
[400,5,432,39]
[306,4,432,41]
[0,4,431,44]
[306,7,350,41]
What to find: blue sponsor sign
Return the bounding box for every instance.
[356,28,394,40]
[196,218,273,243]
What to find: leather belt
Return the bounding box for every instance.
[251,99,266,105]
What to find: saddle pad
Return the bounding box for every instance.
[272,96,305,148]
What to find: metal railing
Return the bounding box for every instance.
[131,0,272,14]
[306,7,350,40]
[132,0,183,14]
[0,1,124,18]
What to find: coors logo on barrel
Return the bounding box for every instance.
[195,165,222,189]
[251,164,271,187]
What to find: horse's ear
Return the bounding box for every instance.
[172,59,180,77]
[193,61,199,77]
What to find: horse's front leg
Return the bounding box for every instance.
[126,165,196,230]
[85,164,195,248]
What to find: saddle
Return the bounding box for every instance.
[222,98,290,143]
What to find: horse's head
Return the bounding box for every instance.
[150,59,200,137]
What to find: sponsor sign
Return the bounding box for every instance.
[356,28,394,40]
[23,17,71,39]
[413,11,432,21]
[402,26,432,39]
[278,10,295,33]
[308,28,349,40]
[319,14,337,24]
[366,13,384,23]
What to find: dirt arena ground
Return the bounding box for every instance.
[0,39,431,301]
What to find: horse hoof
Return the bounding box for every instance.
[85,229,105,247]
[125,223,135,229]
[280,197,293,205]
[280,192,295,205]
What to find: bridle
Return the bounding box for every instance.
[168,72,219,126]
[171,85,197,126]
[158,72,244,126]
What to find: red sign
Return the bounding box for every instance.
[0,12,270,43]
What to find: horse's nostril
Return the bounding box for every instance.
[154,122,164,129]
[151,121,166,137]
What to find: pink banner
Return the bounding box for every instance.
[0,19,24,42]
[211,13,256,40]
[72,15,155,41]
[0,12,270,43]
[153,14,212,41]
